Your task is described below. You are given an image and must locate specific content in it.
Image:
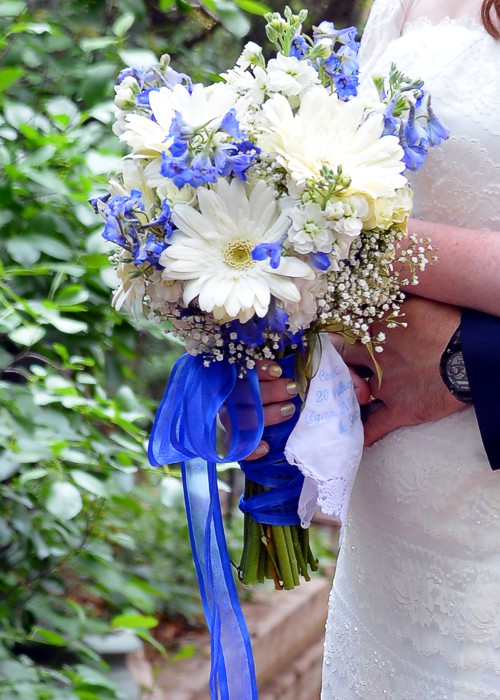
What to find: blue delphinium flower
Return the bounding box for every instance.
[308,251,331,271]
[426,98,450,146]
[161,150,219,189]
[220,109,245,139]
[290,35,309,59]
[89,193,110,214]
[142,199,174,239]
[400,103,431,170]
[399,125,428,171]
[118,67,140,84]
[251,241,282,269]
[136,86,160,107]
[134,233,167,266]
[108,190,145,217]
[382,98,400,136]
[102,211,126,247]
[333,72,359,100]
[217,140,261,180]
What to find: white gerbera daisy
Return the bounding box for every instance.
[257,87,407,198]
[120,82,237,157]
[160,179,315,323]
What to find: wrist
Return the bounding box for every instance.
[439,325,473,405]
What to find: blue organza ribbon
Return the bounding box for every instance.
[148,352,302,699]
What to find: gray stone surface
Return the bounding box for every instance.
[129,575,333,700]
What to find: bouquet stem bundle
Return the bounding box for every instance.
[240,481,318,590]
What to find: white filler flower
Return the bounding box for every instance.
[258,87,407,198]
[160,179,315,323]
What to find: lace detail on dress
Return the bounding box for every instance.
[322,590,500,700]
[358,0,410,79]
[322,4,500,697]
[410,137,500,228]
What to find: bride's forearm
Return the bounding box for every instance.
[400,218,500,317]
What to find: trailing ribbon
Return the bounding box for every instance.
[148,352,304,699]
[149,353,263,700]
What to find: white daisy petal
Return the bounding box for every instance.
[160,179,310,322]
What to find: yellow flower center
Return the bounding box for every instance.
[223,240,255,270]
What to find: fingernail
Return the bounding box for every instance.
[286,381,298,396]
[280,402,295,418]
[255,442,268,456]
[269,364,282,378]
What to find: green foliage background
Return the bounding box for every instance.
[0,0,370,697]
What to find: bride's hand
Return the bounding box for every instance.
[243,359,372,461]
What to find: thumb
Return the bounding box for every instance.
[363,404,403,447]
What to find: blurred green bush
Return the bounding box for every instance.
[0,0,368,696]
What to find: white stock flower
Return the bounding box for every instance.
[285,201,334,254]
[114,76,138,109]
[266,54,319,97]
[258,87,407,198]
[283,276,327,333]
[120,82,237,156]
[237,41,264,69]
[330,216,364,258]
[160,179,315,323]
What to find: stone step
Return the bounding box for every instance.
[130,574,332,700]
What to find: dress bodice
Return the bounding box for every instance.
[360,6,500,230]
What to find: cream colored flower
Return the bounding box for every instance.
[257,87,407,198]
[160,179,315,323]
[120,82,237,157]
[362,186,413,231]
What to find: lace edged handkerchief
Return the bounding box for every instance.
[285,333,364,529]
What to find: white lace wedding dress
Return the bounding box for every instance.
[322,1,500,698]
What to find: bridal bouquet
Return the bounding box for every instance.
[91,7,448,697]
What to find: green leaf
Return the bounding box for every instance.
[111,614,158,629]
[72,665,119,692]
[215,3,251,37]
[80,37,118,52]
[5,237,41,265]
[70,470,108,498]
[32,628,67,646]
[234,0,270,14]
[19,468,49,484]
[0,1,26,17]
[0,67,25,93]
[3,101,34,128]
[55,285,89,307]
[80,63,117,107]
[23,167,70,196]
[112,12,135,37]
[46,482,83,520]
[118,49,158,69]
[49,316,88,334]
[9,22,53,34]
[0,454,21,481]
[8,324,45,346]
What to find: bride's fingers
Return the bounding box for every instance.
[256,360,283,380]
[350,369,372,405]
[260,377,299,405]
[263,399,296,426]
[244,440,270,461]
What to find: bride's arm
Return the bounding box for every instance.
[401,219,500,316]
